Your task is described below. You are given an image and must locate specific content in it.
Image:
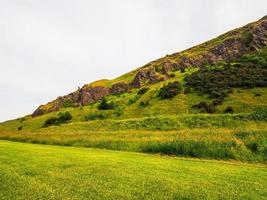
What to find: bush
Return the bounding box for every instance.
[255,93,261,97]
[193,101,216,113]
[128,95,140,105]
[43,117,59,128]
[98,98,114,110]
[212,99,223,106]
[169,73,175,78]
[224,106,234,114]
[137,87,149,95]
[139,101,149,107]
[206,104,216,113]
[18,126,23,131]
[250,107,267,121]
[58,112,72,122]
[242,31,253,47]
[158,81,182,99]
[42,112,72,128]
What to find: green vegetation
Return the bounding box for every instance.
[185,49,267,100]
[1,110,267,162]
[137,87,149,95]
[0,140,266,200]
[98,98,115,110]
[62,99,75,108]
[43,112,72,127]
[158,81,182,99]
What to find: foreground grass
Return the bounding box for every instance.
[0,140,266,200]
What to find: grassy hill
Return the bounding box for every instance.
[0,15,267,200]
[0,140,266,200]
[0,17,267,159]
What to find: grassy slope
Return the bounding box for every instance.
[0,140,266,200]
[1,67,267,132]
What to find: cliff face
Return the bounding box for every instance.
[32,16,267,117]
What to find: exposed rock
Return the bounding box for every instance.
[111,82,129,94]
[131,66,168,88]
[32,86,110,117]
[78,86,110,106]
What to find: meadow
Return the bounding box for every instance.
[0,140,266,200]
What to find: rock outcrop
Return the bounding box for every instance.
[32,16,267,117]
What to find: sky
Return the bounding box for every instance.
[0,0,266,122]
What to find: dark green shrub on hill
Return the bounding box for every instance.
[42,112,72,128]
[193,102,216,113]
[139,101,149,107]
[169,73,175,78]
[224,106,234,114]
[250,107,267,121]
[242,30,253,47]
[158,81,182,99]
[58,112,72,122]
[137,87,149,95]
[98,98,114,110]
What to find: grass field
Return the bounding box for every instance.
[0,140,266,200]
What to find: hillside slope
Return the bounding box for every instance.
[0,16,267,162]
[32,15,267,116]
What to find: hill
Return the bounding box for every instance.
[31,15,267,116]
[0,16,267,163]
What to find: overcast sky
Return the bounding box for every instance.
[0,0,266,122]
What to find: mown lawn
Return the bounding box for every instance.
[0,140,266,200]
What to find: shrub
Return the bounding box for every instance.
[137,87,149,95]
[242,31,253,47]
[224,106,234,114]
[180,68,186,73]
[43,117,58,128]
[18,126,23,131]
[139,101,149,107]
[184,87,191,94]
[193,101,208,109]
[250,107,267,121]
[212,99,223,106]
[169,73,175,78]
[255,93,261,97]
[98,98,114,110]
[58,112,72,122]
[128,95,140,105]
[42,112,72,128]
[158,81,182,99]
[193,101,216,113]
[206,104,216,113]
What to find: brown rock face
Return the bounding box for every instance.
[131,67,168,88]
[32,86,111,117]
[111,82,130,94]
[78,86,110,106]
